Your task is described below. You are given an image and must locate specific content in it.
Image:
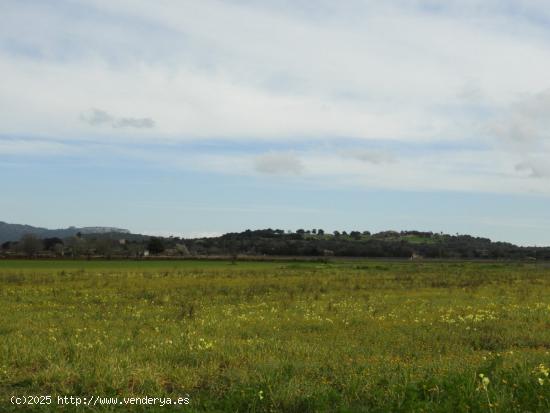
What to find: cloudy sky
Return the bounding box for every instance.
[2,0,550,245]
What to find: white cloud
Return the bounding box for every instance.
[0,138,73,156]
[484,89,550,182]
[254,152,304,175]
[487,89,550,146]
[339,149,395,164]
[515,160,550,178]
[3,0,550,143]
[2,0,550,195]
[80,108,155,129]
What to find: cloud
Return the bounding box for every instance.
[340,149,395,164]
[485,89,550,181]
[113,117,155,129]
[80,108,155,129]
[515,160,550,178]
[4,0,550,143]
[456,80,484,103]
[0,137,74,156]
[254,152,304,175]
[80,109,113,126]
[487,89,550,145]
[3,0,550,195]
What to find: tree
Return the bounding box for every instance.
[94,238,113,258]
[147,237,165,254]
[126,242,145,259]
[19,234,42,258]
[65,236,85,258]
[53,243,65,257]
[350,231,361,240]
[175,243,190,256]
[43,237,63,251]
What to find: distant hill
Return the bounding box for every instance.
[182,229,550,260]
[0,221,130,243]
[2,224,549,260]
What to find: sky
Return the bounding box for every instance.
[1,0,550,245]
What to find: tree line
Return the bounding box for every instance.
[2,228,549,260]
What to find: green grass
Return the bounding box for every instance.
[1,260,550,412]
[0,259,279,272]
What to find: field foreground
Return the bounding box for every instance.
[1,259,550,412]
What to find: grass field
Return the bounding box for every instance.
[1,259,550,412]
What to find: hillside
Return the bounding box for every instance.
[0,221,129,243]
[2,225,549,260]
[184,229,549,260]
